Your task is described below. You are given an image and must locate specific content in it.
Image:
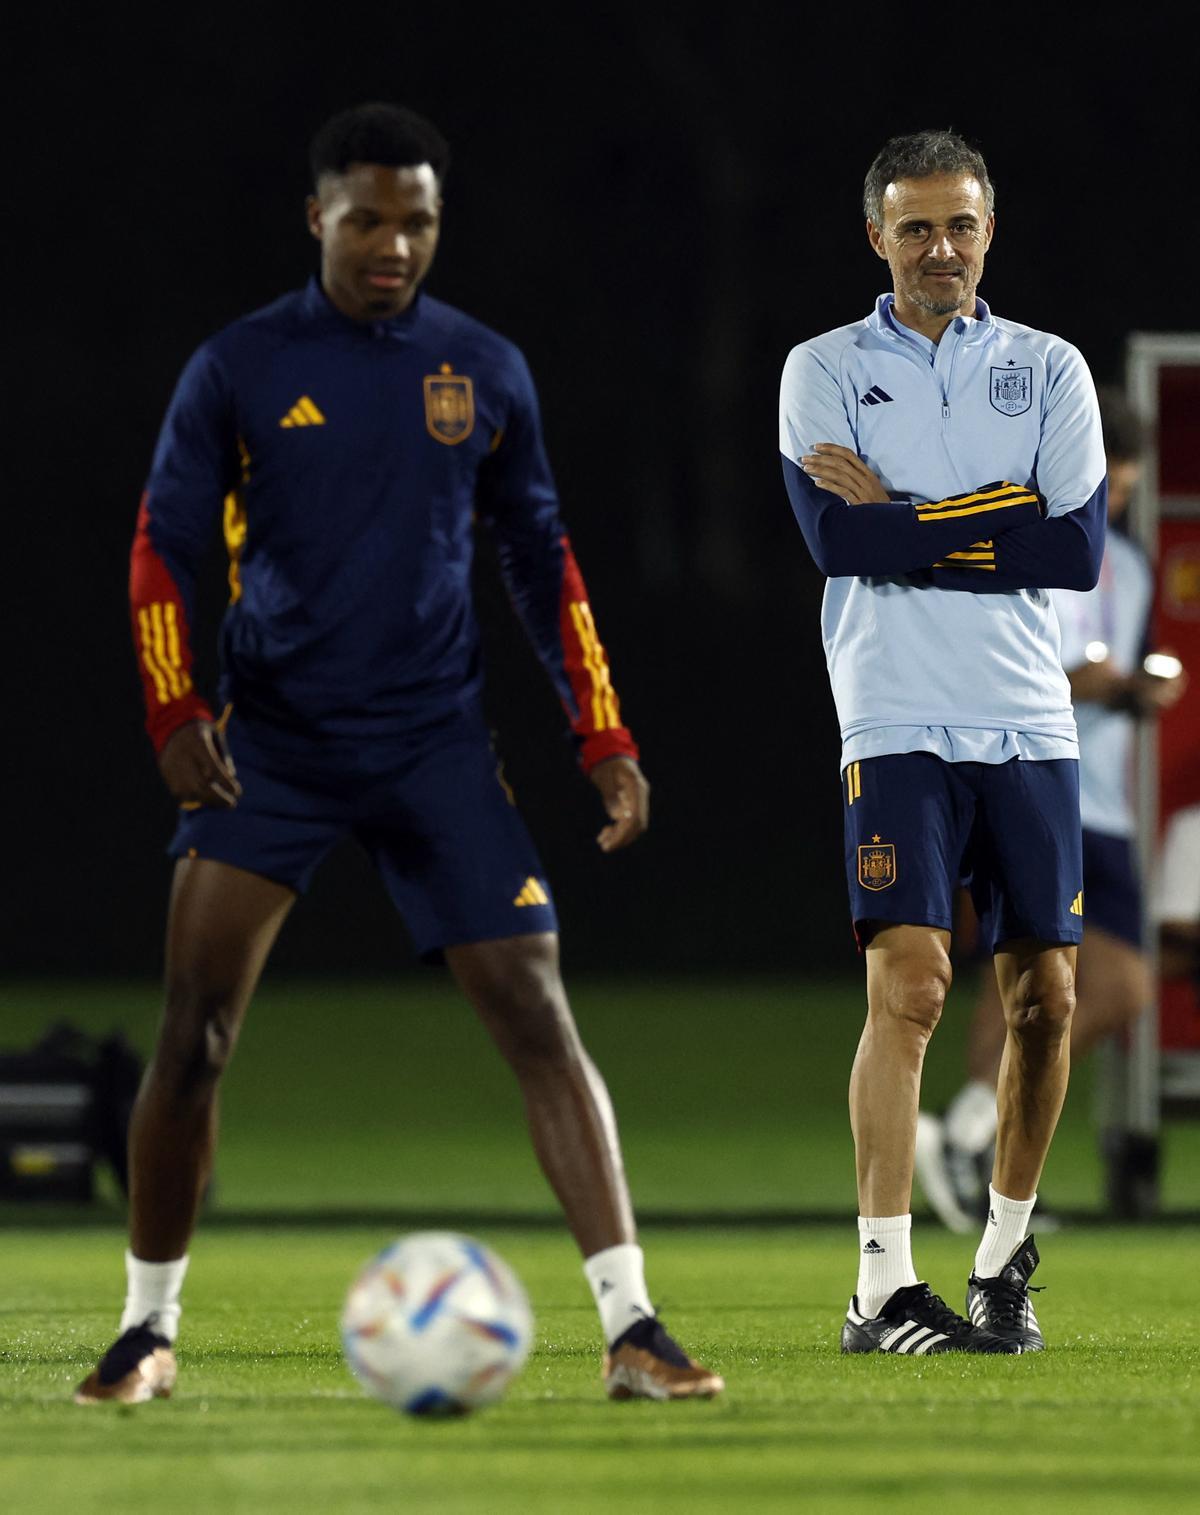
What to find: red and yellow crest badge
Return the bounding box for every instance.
[858,837,897,891]
[424,364,474,445]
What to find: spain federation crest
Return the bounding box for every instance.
[858,840,897,892]
[424,365,475,444]
[990,365,1033,416]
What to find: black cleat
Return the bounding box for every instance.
[74,1320,176,1404]
[841,1281,1023,1355]
[966,1236,1045,1352]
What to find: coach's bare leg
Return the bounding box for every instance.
[446,932,635,1257]
[991,940,1076,1200]
[128,858,295,1260]
[851,924,953,1215]
[971,927,1146,1089]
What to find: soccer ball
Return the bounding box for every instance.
[340,1231,534,1416]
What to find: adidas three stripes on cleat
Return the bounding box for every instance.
[841,1282,1023,1354]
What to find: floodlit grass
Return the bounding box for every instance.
[2,979,1199,1510]
[4,1225,1198,1514]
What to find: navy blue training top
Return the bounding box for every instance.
[131,277,637,771]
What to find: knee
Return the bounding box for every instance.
[1006,979,1076,1043]
[154,987,241,1092]
[476,964,581,1075]
[493,985,581,1076]
[874,965,951,1041]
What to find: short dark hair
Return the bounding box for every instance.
[863,130,994,225]
[1096,385,1145,462]
[310,102,450,189]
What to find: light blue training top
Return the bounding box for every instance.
[779,294,1107,771]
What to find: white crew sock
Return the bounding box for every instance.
[583,1243,655,1345]
[944,1080,998,1154]
[856,1215,919,1318]
[973,1187,1036,1279]
[120,1251,190,1343]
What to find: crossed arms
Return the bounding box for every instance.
[781,445,1105,592]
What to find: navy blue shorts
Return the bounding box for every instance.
[1078,829,1142,947]
[842,752,1083,951]
[170,712,557,960]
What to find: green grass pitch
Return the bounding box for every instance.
[2,977,1199,1512]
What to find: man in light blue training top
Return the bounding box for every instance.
[778,129,1106,1355]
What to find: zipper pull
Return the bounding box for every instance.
[942,402,950,419]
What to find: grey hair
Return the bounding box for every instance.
[863,130,995,225]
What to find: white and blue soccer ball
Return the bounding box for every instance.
[340,1231,534,1416]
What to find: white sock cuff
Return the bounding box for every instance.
[988,1186,1037,1215]
[121,1251,190,1340]
[973,1186,1037,1279]
[583,1243,653,1345]
[857,1214,912,1237]
[583,1242,644,1291]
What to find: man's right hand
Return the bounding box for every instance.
[159,721,242,809]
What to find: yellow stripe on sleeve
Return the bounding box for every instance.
[569,600,621,732]
[149,603,186,698]
[915,485,1038,523]
[138,608,170,704]
[163,603,194,696]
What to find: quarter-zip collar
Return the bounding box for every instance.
[299,274,424,341]
[869,292,995,360]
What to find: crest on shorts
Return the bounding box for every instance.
[858,838,897,891]
[990,365,1032,416]
[424,366,475,444]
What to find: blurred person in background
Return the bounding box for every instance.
[916,388,1186,1230]
[1156,801,1200,986]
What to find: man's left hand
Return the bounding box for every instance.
[801,443,889,505]
[590,756,650,852]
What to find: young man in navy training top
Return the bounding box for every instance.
[779,130,1106,1355]
[76,102,722,1406]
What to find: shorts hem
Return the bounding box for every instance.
[165,840,307,896]
[415,915,560,965]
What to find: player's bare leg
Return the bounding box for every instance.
[76,858,294,1403]
[447,931,722,1398]
[447,931,632,1254]
[851,924,952,1217]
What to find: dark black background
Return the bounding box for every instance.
[8,7,1195,977]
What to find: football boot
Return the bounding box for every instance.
[603,1317,724,1399]
[842,1281,1022,1354]
[966,1236,1045,1352]
[74,1319,176,1404]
